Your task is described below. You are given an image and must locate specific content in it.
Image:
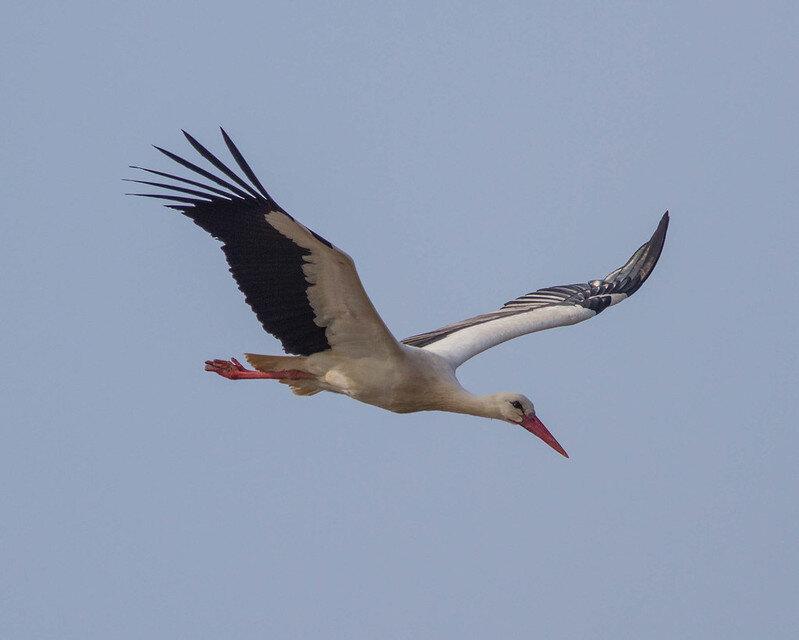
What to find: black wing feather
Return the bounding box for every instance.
[152,144,253,200]
[131,130,331,356]
[123,179,217,201]
[129,165,238,199]
[180,130,263,200]
[220,127,271,200]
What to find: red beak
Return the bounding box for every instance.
[520,414,569,458]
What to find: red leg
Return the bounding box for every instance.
[204,357,314,381]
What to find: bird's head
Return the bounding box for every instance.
[493,393,568,458]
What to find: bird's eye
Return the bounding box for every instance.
[511,401,523,410]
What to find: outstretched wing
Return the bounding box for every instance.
[129,129,401,358]
[402,212,669,368]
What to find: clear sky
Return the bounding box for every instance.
[2,2,797,638]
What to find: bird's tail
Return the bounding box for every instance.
[244,353,307,372]
[244,353,321,396]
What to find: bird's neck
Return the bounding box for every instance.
[439,388,503,420]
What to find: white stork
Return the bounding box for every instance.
[130,129,669,457]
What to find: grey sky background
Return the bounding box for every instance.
[2,2,797,638]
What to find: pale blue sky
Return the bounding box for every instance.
[2,2,797,638]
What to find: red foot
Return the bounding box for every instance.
[204,357,254,379]
[204,357,314,381]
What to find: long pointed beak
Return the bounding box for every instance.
[520,414,569,458]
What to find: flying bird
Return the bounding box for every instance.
[129,129,669,457]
